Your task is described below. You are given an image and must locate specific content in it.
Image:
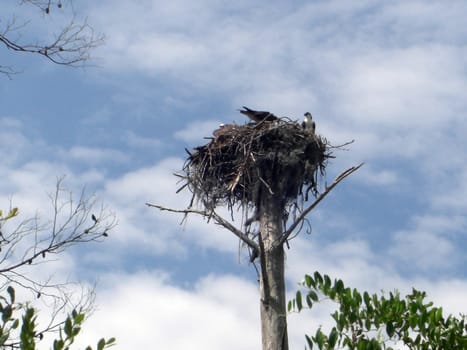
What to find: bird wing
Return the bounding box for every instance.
[239,106,278,122]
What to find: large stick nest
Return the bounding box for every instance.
[180,118,331,211]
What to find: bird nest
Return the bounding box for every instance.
[179,119,331,212]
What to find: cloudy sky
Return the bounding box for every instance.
[1,0,467,349]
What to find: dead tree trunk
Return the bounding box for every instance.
[146,113,363,350]
[258,192,288,350]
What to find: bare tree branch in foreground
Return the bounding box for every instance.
[0,176,116,346]
[1,0,104,77]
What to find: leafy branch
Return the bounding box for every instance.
[0,285,115,350]
[289,271,467,350]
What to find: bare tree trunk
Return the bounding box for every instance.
[258,192,288,350]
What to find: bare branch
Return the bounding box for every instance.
[145,202,259,251]
[0,176,115,348]
[0,177,116,296]
[279,163,364,245]
[20,1,65,13]
[1,0,104,75]
[0,19,104,66]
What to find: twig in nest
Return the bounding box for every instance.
[258,176,274,195]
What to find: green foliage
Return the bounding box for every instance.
[0,286,116,350]
[289,272,467,350]
[0,207,19,221]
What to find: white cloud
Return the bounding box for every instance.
[410,214,467,235]
[430,165,467,213]
[0,118,47,167]
[390,230,456,270]
[75,271,261,350]
[65,146,129,164]
[124,130,162,149]
[336,45,467,128]
[104,158,183,204]
[98,157,250,257]
[358,165,399,186]
[174,120,223,143]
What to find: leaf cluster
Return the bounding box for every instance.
[0,285,115,350]
[0,208,19,222]
[289,271,467,350]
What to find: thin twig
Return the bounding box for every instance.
[145,203,259,251]
[280,163,364,245]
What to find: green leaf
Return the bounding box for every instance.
[386,321,395,338]
[6,207,19,219]
[335,279,345,294]
[314,328,326,350]
[75,312,85,324]
[305,294,314,308]
[357,339,366,350]
[296,291,303,311]
[73,325,81,336]
[324,275,332,290]
[6,286,15,303]
[328,327,338,348]
[308,290,319,302]
[64,317,73,337]
[353,288,362,305]
[0,333,9,346]
[329,288,336,300]
[365,318,371,331]
[304,274,314,288]
[54,339,64,350]
[20,307,37,350]
[2,305,13,322]
[364,291,371,307]
[435,307,443,323]
[97,338,106,350]
[314,271,323,286]
[305,334,313,349]
[12,318,19,329]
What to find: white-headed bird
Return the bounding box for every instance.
[302,112,316,134]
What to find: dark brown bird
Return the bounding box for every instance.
[239,106,279,123]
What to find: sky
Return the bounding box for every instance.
[1,0,467,349]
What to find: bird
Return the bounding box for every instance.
[212,124,239,141]
[302,112,316,134]
[239,106,279,123]
[91,214,97,223]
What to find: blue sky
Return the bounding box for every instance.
[1,0,467,349]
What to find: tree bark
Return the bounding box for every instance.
[258,192,288,350]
